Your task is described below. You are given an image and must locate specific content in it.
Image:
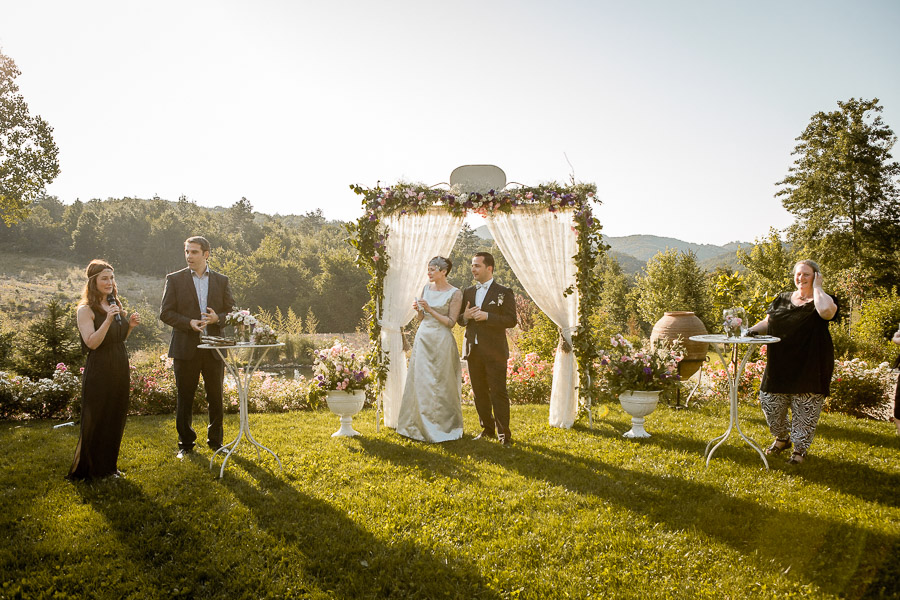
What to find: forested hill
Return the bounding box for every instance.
[474,226,749,274]
[0,196,370,333]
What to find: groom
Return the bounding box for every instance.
[458,252,517,446]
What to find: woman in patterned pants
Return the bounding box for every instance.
[746,260,838,465]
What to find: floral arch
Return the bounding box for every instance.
[346,172,604,431]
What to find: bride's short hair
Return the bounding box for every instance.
[429,256,452,274]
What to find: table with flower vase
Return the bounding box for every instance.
[198,342,284,478]
[688,334,780,469]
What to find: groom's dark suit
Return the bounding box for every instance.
[160,267,234,451]
[458,281,517,439]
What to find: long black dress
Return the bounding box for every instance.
[67,307,130,480]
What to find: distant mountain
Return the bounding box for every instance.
[605,235,750,263]
[605,235,751,274]
[473,227,748,274]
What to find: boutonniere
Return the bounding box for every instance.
[498,293,505,306]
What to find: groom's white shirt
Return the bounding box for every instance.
[474,278,493,308]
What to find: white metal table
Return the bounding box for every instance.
[198,342,284,478]
[689,334,780,469]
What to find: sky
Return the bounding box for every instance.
[2,0,899,246]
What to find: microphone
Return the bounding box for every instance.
[107,294,122,323]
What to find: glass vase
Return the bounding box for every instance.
[722,307,746,338]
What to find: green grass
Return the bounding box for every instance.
[2,403,899,599]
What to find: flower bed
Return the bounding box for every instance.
[825,358,895,418]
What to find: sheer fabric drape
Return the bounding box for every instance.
[379,209,463,429]
[486,207,580,428]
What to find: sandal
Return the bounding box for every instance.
[787,452,805,465]
[765,439,791,456]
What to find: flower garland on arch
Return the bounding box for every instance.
[345,181,604,418]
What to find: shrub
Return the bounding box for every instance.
[129,354,179,415]
[279,333,317,365]
[851,289,900,364]
[223,371,324,413]
[829,321,857,360]
[516,309,559,361]
[506,352,553,404]
[824,358,894,417]
[0,363,81,420]
[0,371,27,419]
[15,298,82,379]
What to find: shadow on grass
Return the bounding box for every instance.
[73,478,229,597]
[221,454,500,599]
[355,434,479,482]
[442,439,899,598]
[815,419,899,448]
[787,453,900,508]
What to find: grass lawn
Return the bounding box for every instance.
[1,403,898,599]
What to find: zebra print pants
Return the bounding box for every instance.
[758,391,825,457]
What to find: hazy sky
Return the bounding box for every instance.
[2,0,898,245]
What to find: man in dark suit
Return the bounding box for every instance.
[458,252,517,446]
[160,236,235,458]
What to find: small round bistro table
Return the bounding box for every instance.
[688,334,780,469]
[198,342,284,478]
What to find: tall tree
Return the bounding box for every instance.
[737,228,797,322]
[0,50,60,226]
[776,98,900,285]
[636,249,712,331]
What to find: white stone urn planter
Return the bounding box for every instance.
[619,390,661,438]
[326,390,366,437]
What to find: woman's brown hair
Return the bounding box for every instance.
[79,259,117,310]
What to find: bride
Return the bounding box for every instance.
[396,256,464,442]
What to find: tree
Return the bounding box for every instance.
[0,50,60,226]
[636,249,713,331]
[777,98,900,286]
[737,228,796,322]
[597,253,635,334]
[16,298,81,378]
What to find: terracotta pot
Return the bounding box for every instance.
[650,311,708,379]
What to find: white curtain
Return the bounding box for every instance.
[379,208,464,429]
[487,207,580,428]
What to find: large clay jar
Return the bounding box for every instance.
[650,311,708,379]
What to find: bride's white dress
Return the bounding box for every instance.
[396,286,464,442]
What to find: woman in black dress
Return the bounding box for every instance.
[746,259,838,465]
[67,260,140,480]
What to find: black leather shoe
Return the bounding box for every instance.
[474,430,496,441]
[176,448,193,459]
[208,442,223,451]
[498,434,512,447]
